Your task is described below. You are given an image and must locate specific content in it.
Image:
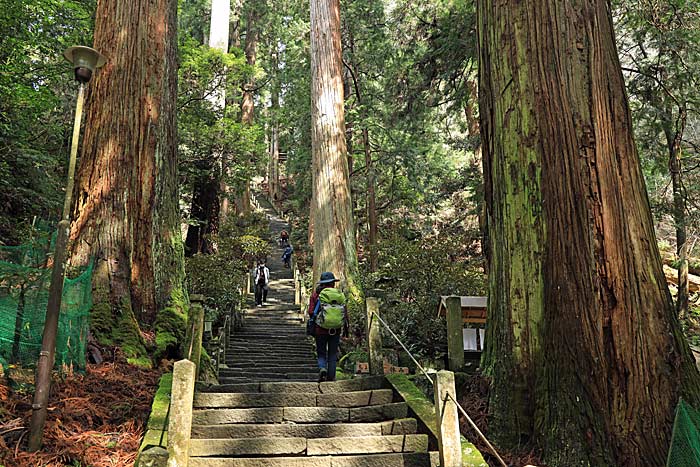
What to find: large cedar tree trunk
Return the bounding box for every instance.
[309,0,360,296]
[69,0,186,356]
[478,1,700,465]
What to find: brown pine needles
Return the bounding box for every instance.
[0,358,161,467]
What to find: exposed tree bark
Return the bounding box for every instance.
[478,1,700,465]
[184,167,220,256]
[232,3,259,216]
[69,0,185,339]
[229,0,244,49]
[664,106,689,318]
[309,0,360,298]
[268,46,281,203]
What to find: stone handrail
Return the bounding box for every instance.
[367,298,503,467]
[167,295,206,467]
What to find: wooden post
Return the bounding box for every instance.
[294,270,301,305]
[446,296,464,371]
[366,297,383,376]
[434,370,463,467]
[187,295,205,378]
[167,359,196,467]
[246,268,252,295]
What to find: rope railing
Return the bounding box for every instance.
[369,309,507,467]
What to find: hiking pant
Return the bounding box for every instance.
[255,284,267,305]
[315,333,340,381]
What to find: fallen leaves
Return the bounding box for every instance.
[0,357,161,467]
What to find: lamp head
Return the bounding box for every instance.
[63,46,107,84]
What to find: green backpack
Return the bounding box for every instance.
[316,288,346,330]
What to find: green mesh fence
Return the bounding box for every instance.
[667,398,700,467]
[0,233,92,372]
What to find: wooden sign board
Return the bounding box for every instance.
[355,361,409,374]
[436,296,487,324]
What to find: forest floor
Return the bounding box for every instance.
[0,353,163,467]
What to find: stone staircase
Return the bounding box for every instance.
[188,197,439,466]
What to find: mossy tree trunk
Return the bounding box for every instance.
[309,0,361,301]
[69,0,186,363]
[478,0,700,465]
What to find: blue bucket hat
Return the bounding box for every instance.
[318,271,340,285]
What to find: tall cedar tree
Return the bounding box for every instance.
[69,0,185,328]
[478,0,700,465]
[309,0,360,294]
[231,3,259,216]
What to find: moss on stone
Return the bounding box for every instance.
[198,347,217,384]
[386,373,488,467]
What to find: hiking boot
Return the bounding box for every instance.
[318,369,327,382]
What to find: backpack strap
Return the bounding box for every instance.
[312,298,321,319]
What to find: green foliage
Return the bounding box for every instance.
[361,229,486,360]
[185,213,270,322]
[0,0,94,244]
[615,0,700,257]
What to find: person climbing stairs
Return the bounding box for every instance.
[189,196,439,466]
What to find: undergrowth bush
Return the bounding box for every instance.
[359,230,487,362]
[185,213,270,322]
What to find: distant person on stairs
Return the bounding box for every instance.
[307,272,349,382]
[254,260,270,307]
[279,229,289,247]
[282,244,293,268]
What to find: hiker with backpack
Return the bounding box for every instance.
[281,244,293,268]
[254,260,270,307]
[307,272,349,382]
[279,230,289,247]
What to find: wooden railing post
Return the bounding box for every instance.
[167,359,196,467]
[434,370,463,467]
[446,296,464,371]
[187,295,205,378]
[294,270,301,305]
[366,297,384,376]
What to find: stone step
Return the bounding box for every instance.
[188,452,439,467]
[193,403,407,424]
[220,368,319,378]
[218,376,319,384]
[194,389,394,409]
[191,418,418,439]
[228,337,310,343]
[206,373,384,395]
[189,434,428,457]
[219,370,319,380]
[229,334,308,340]
[226,352,313,359]
[228,360,316,367]
[227,345,312,353]
[223,364,318,372]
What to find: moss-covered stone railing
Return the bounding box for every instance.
[386,373,488,467]
[135,372,172,466]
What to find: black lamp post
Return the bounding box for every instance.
[28,46,106,452]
